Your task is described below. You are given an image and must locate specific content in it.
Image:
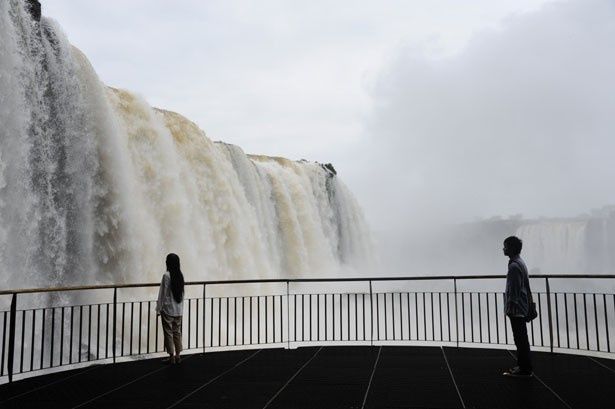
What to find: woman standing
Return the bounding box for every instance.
[156,253,185,363]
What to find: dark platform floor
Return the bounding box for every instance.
[1,346,614,409]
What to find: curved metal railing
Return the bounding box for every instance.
[1,274,614,383]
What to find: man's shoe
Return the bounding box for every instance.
[503,366,533,377]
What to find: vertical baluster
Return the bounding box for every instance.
[318,294,323,341]
[226,298,230,346]
[147,302,151,354]
[418,293,423,340]
[188,299,192,349]
[324,294,328,341]
[574,293,581,349]
[129,303,133,356]
[243,297,247,346]
[41,308,46,367]
[382,293,389,341]
[356,294,360,341]
[156,302,161,352]
[88,305,92,360]
[555,293,560,348]
[258,296,261,344]
[347,294,350,341]
[202,283,207,353]
[398,293,403,341]
[112,289,117,362]
[538,293,543,346]
[564,294,570,349]
[219,299,224,347]
[97,304,101,360]
[390,293,395,340]
[332,294,336,340]
[309,294,312,341]
[470,293,474,343]
[546,279,554,353]
[376,293,380,341]
[362,293,366,341]
[7,294,16,382]
[286,283,290,348]
[446,292,451,342]
[454,280,458,347]
[280,295,283,345]
[438,293,443,342]
[462,293,466,342]
[406,293,411,340]
[68,308,72,364]
[583,293,589,350]
[486,292,496,344]
[422,293,427,341]
[430,293,435,341]
[20,310,25,373]
[61,307,66,365]
[105,304,109,359]
[369,281,373,345]
[593,294,600,351]
[210,298,214,347]
[494,293,499,344]
[477,293,482,343]
[604,294,610,353]
[339,293,343,340]
[2,310,7,377]
[250,296,253,344]
[280,290,290,348]
[121,303,125,356]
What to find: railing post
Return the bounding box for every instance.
[286,281,290,350]
[112,288,117,363]
[454,279,459,348]
[369,280,374,346]
[203,284,211,353]
[546,277,554,353]
[7,293,17,383]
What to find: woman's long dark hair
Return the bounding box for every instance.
[166,253,184,303]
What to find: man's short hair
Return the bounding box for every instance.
[504,236,523,255]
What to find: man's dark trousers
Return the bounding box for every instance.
[509,316,532,372]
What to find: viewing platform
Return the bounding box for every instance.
[2,345,615,408]
[1,275,614,408]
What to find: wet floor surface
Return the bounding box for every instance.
[1,346,613,409]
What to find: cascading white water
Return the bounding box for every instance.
[516,221,587,274]
[0,0,375,291]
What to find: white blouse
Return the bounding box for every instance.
[155,271,184,317]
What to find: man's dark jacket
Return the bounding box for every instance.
[505,255,531,317]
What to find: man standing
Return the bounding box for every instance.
[502,236,533,377]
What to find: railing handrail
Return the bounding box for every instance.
[2,274,614,296]
[2,273,614,383]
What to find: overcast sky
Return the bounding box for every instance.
[44,0,615,236]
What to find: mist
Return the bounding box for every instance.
[348,0,615,275]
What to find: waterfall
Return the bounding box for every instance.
[516,221,587,274]
[0,0,374,290]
